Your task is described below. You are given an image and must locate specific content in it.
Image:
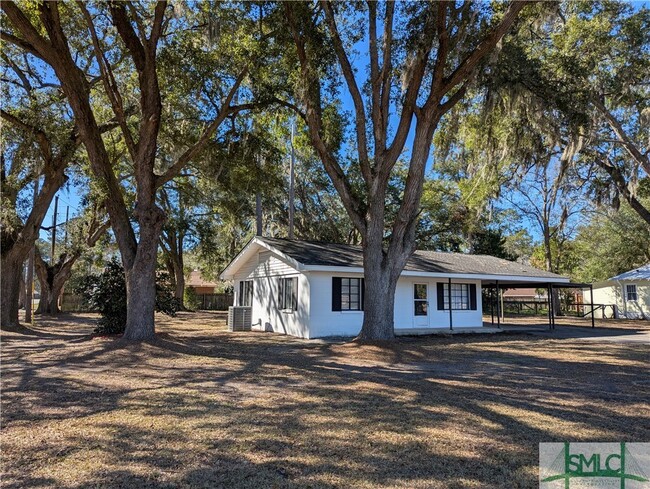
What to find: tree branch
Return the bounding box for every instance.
[155,66,248,188]
[78,2,137,160]
[0,109,53,164]
[321,1,371,183]
[591,96,650,176]
[440,1,530,95]
[284,2,367,234]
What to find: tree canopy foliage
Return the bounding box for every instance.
[1,0,648,339]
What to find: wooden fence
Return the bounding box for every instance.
[483,299,618,319]
[61,293,91,312]
[60,292,233,312]
[196,293,233,311]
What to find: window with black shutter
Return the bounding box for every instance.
[332,277,364,311]
[437,282,477,310]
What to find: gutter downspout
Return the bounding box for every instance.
[617,279,626,319]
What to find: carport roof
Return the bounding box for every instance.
[254,237,567,281]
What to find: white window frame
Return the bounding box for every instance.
[443,283,470,310]
[625,284,638,302]
[340,277,363,311]
[239,280,253,307]
[278,277,297,312]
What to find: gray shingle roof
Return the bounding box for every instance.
[259,237,566,280]
[608,264,650,281]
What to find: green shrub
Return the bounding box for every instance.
[184,286,201,311]
[75,258,180,335]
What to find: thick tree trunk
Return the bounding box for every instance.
[358,258,399,341]
[1,251,25,330]
[356,201,408,341]
[122,206,165,341]
[35,269,69,315]
[35,284,61,315]
[18,271,26,309]
[552,289,563,317]
[174,263,185,305]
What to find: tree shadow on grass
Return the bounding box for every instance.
[2,316,649,488]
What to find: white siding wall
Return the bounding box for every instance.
[308,272,483,338]
[234,251,311,338]
[586,281,650,319]
[393,278,483,329]
[308,272,365,338]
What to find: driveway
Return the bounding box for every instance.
[515,325,650,344]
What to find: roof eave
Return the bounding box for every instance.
[303,265,568,282]
[219,237,305,281]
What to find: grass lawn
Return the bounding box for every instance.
[1,312,648,488]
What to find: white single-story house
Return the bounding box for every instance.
[220,237,570,338]
[584,264,650,320]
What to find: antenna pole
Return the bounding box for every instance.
[25,177,39,324]
[51,195,59,265]
[64,205,69,246]
[288,122,295,240]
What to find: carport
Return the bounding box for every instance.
[481,280,595,330]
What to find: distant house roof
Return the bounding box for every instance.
[186,270,218,288]
[502,288,544,298]
[221,237,569,283]
[608,264,650,281]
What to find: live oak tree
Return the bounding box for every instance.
[572,193,650,283]
[0,39,111,329]
[2,1,257,339]
[555,2,650,225]
[475,1,650,225]
[278,1,532,339]
[34,203,109,315]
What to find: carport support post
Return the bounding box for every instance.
[448,277,453,330]
[496,281,500,329]
[549,285,556,330]
[490,285,495,326]
[590,284,595,328]
[547,284,553,330]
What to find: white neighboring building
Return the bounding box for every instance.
[585,264,650,320]
[220,237,569,338]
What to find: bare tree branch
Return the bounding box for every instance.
[321,1,371,183]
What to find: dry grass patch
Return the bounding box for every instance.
[1,311,648,488]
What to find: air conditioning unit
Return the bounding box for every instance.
[227,306,252,332]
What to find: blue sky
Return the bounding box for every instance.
[39,2,650,248]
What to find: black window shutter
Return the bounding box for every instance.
[239,281,243,306]
[292,277,298,311]
[437,283,445,310]
[360,278,365,311]
[332,277,342,311]
[278,278,284,309]
[470,283,477,310]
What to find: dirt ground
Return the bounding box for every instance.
[1,312,648,488]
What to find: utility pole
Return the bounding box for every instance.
[51,195,59,264]
[64,205,69,246]
[256,154,263,236]
[25,177,39,323]
[288,122,295,240]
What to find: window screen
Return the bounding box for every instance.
[626,284,638,301]
[279,277,298,311]
[239,280,253,307]
[332,277,364,311]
